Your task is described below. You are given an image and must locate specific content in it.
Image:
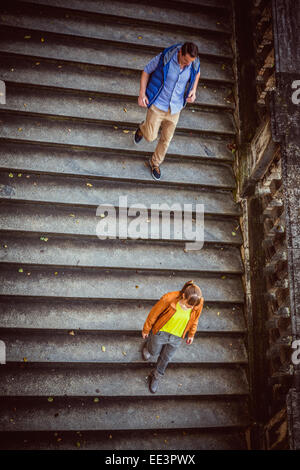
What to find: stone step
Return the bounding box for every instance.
[0,330,247,364]
[1,2,233,58]
[0,84,236,136]
[0,141,236,189]
[0,114,235,163]
[0,233,244,274]
[0,28,234,83]
[0,396,250,432]
[0,54,235,109]
[0,172,241,218]
[0,298,246,333]
[0,428,247,450]
[0,202,243,245]
[0,364,249,397]
[174,0,230,9]
[0,267,245,303]
[16,0,231,34]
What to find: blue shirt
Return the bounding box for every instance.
[144,51,193,115]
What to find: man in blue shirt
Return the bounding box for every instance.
[134,42,201,181]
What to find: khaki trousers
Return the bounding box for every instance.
[139,104,180,167]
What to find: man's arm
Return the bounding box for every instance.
[186,71,201,103]
[138,70,150,107]
[138,52,162,108]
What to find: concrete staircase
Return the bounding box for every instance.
[0,0,251,449]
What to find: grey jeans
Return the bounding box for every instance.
[146,331,183,377]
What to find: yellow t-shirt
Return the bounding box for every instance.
[159,301,192,338]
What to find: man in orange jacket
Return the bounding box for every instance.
[142,281,204,393]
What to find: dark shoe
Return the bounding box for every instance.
[142,345,151,361]
[148,158,161,181]
[134,127,143,145]
[149,370,160,394]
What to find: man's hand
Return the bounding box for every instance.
[186,337,194,345]
[142,332,149,339]
[186,89,196,103]
[138,94,149,107]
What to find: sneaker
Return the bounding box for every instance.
[149,371,160,394]
[142,345,151,361]
[148,158,161,181]
[134,127,143,145]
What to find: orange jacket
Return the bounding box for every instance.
[142,290,204,339]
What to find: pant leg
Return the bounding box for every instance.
[151,109,180,167]
[146,330,167,357]
[155,333,182,377]
[139,105,163,143]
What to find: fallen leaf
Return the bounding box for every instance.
[8,172,14,178]
[113,126,118,130]
[135,285,139,288]
[18,268,23,273]
[100,213,105,218]
[123,130,130,134]
[3,244,8,248]
[54,272,58,275]
[101,346,106,352]
[86,183,93,187]
[138,35,143,39]
[122,351,127,356]
[231,231,236,236]
[76,442,81,448]
[18,128,22,132]
[156,415,160,419]
[35,62,40,65]
[23,104,27,108]
[48,397,54,402]
[221,64,226,70]
[109,435,113,439]
[221,275,226,279]
[69,214,75,217]
[41,37,45,43]
[17,173,22,177]
[23,357,28,362]
[217,311,220,316]
[93,397,99,403]
[69,330,75,336]
[123,108,127,113]
[24,35,31,39]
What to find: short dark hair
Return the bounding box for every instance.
[181,42,199,58]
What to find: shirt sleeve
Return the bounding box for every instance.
[143,52,162,74]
